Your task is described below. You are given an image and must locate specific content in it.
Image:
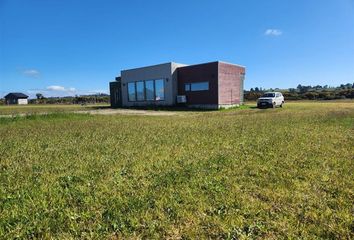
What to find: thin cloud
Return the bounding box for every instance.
[68,87,76,92]
[264,29,283,36]
[47,85,66,91]
[25,87,106,98]
[46,85,77,92]
[23,69,40,78]
[87,89,109,94]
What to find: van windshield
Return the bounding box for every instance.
[262,93,275,97]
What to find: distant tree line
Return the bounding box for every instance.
[0,93,109,105]
[29,93,110,105]
[244,83,354,101]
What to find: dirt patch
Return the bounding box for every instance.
[76,108,181,116]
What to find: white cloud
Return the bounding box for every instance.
[87,89,109,94]
[47,85,66,91]
[265,29,283,36]
[23,69,40,78]
[44,85,77,95]
[68,87,76,92]
[25,87,107,98]
[46,85,77,94]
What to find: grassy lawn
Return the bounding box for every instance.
[0,101,353,239]
[0,104,109,115]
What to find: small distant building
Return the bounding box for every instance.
[4,93,29,105]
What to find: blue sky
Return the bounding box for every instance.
[1,0,353,98]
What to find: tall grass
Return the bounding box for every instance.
[0,102,353,239]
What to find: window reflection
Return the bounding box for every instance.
[185,82,209,92]
[136,81,145,101]
[185,83,191,91]
[155,79,165,101]
[128,82,136,101]
[145,80,154,101]
[127,79,165,102]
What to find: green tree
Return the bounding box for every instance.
[36,93,44,99]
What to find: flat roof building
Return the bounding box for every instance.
[110,61,245,109]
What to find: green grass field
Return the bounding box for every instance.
[0,101,353,239]
[0,104,109,115]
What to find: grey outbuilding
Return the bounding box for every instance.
[4,93,29,105]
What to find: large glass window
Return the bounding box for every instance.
[145,80,154,101]
[127,79,165,102]
[185,82,209,92]
[128,82,136,101]
[136,81,145,101]
[155,79,165,101]
[191,82,209,91]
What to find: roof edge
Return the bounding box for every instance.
[218,61,246,68]
[121,62,187,72]
[4,92,29,98]
[177,61,246,69]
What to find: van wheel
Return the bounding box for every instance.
[280,103,283,108]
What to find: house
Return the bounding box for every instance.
[109,61,245,109]
[4,93,29,105]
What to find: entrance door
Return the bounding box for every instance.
[110,81,122,107]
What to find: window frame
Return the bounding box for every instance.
[126,79,165,102]
[136,81,145,101]
[154,79,165,101]
[127,82,136,102]
[185,81,209,92]
[185,83,191,92]
[145,80,155,101]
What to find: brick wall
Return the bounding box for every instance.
[218,62,245,105]
[177,62,219,105]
